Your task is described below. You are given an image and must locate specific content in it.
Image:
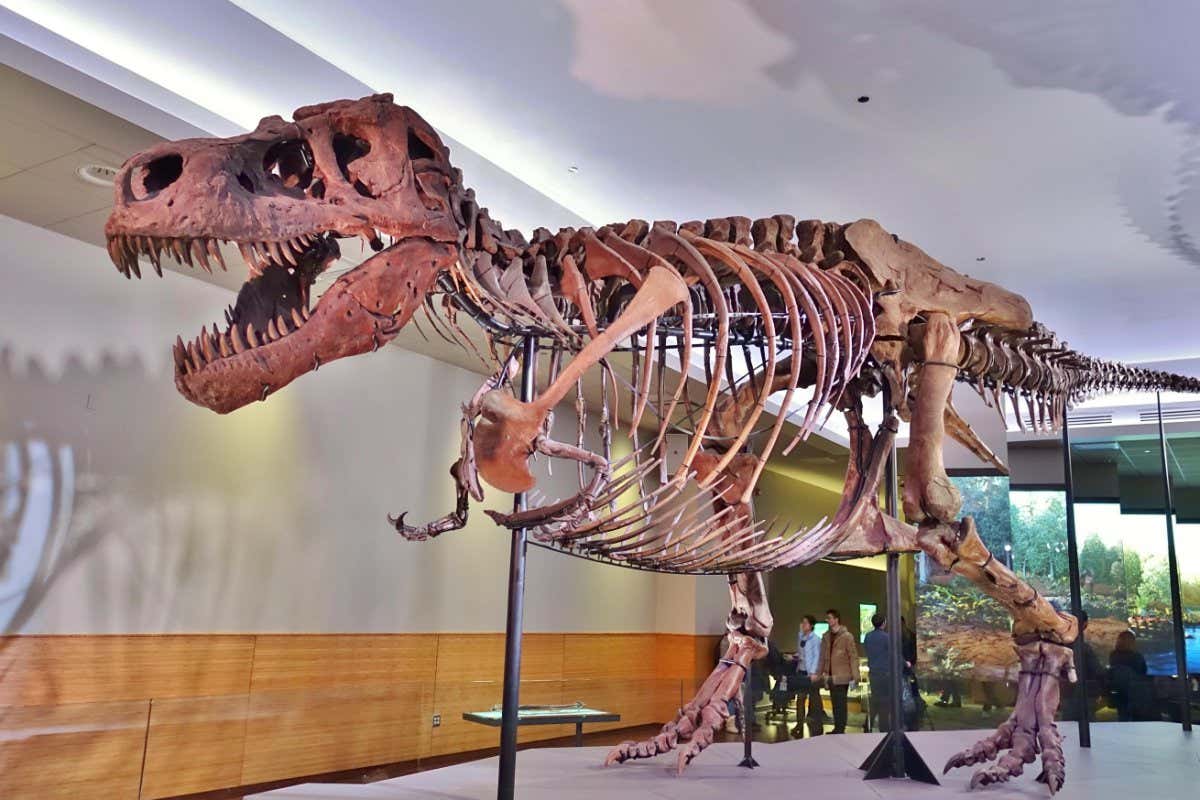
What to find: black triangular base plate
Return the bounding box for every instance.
[860,730,939,784]
[738,756,760,768]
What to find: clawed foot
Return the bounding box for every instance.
[388,510,467,541]
[605,696,730,773]
[605,635,762,773]
[943,640,1073,794]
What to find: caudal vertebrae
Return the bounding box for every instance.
[953,322,1199,432]
[102,94,1199,794]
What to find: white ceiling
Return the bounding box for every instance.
[4,1,1199,366]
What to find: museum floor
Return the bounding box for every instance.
[251,723,1195,800]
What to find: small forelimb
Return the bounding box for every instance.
[485,435,610,529]
[390,459,472,541]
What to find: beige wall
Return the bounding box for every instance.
[0,215,720,635]
[945,387,1010,471]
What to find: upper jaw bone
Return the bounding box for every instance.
[108,233,236,278]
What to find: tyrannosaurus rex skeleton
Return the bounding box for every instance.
[104,94,1199,793]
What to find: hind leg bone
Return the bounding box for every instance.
[606,568,770,773]
[918,519,1078,793]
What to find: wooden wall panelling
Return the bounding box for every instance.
[0,631,718,798]
[239,684,432,786]
[429,633,567,757]
[0,635,255,706]
[562,634,667,733]
[140,694,250,799]
[246,634,439,693]
[652,633,698,679]
[240,634,438,786]
[0,699,149,800]
[689,635,724,693]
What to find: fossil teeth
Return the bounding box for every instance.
[107,238,126,275]
[187,340,201,367]
[245,323,259,348]
[146,240,162,275]
[201,329,216,362]
[193,240,212,273]
[276,314,289,335]
[238,243,263,276]
[301,306,311,320]
[207,238,227,271]
[291,308,304,328]
[267,240,285,265]
[361,229,383,251]
[224,307,233,326]
[267,318,280,340]
[280,241,298,266]
[172,239,188,265]
[113,237,130,274]
[174,336,187,371]
[231,325,246,353]
[218,332,232,358]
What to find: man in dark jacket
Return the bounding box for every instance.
[863,612,891,731]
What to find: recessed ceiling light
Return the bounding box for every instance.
[976,256,986,261]
[567,165,579,174]
[857,95,870,103]
[77,163,118,187]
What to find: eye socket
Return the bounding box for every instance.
[333,133,373,197]
[333,133,370,172]
[139,154,183,196]
[263,139,314,190]
[407,128,436,160]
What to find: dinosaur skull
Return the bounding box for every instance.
[105,93,461,413]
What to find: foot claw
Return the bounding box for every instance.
[604,636,757,773]
[944,640,1073,794]
[389,512,427,541]
[603,742,634,766]
[970,766,1014,790]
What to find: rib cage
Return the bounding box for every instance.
[423,192,1199,574]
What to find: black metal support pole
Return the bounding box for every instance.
[885,552,904,771]
[1060,414,1091,747]
[738,492,759,769]
[738,666,759,767]
[1156,392,1193,732]
[497,335,537,800]
[862,397,937,785]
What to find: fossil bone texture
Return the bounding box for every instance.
[105,94,1200,793]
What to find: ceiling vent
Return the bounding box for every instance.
[1068,411,1114,426]
[1019,411,1111,429]
[76,163,118,187]
[1139,407,1200,423]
